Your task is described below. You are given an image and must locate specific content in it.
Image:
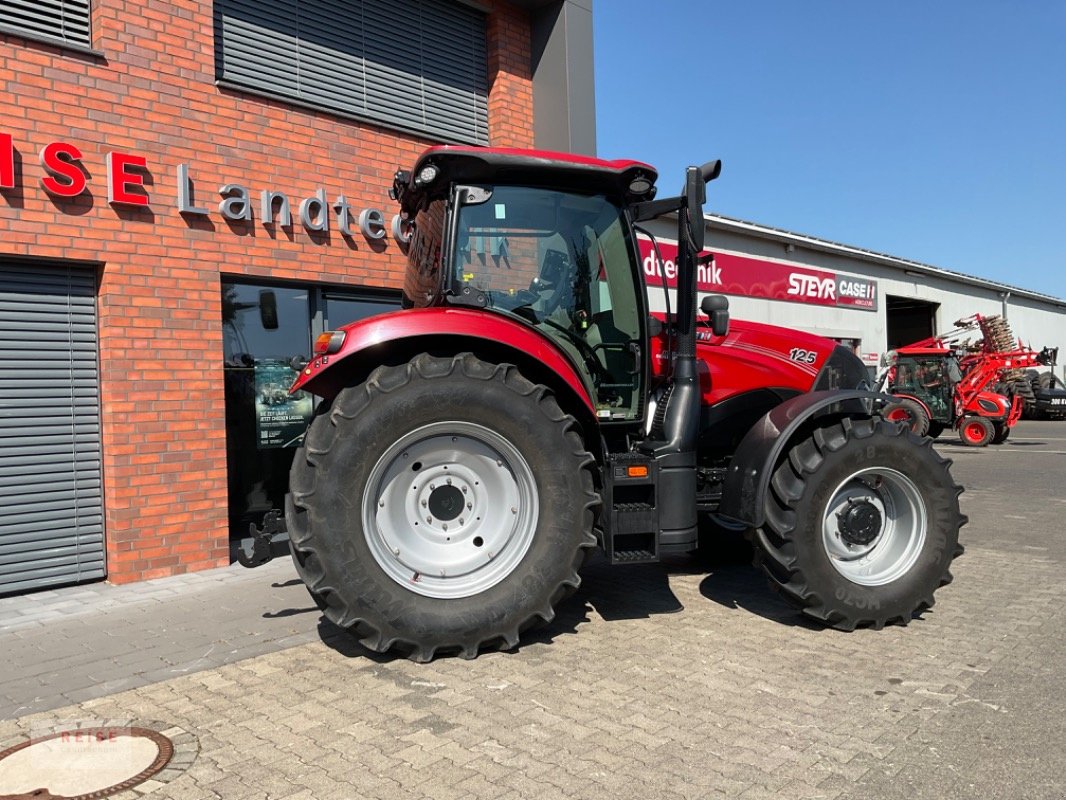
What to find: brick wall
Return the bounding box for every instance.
[0,0,535,583]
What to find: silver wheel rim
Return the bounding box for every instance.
[362,421,539,599]
[821,467,927,586]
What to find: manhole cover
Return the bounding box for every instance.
[0,722,196,800]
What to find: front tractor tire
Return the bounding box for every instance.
[958,416,994,447]
[753,418,964,630]
[286,353,598,661]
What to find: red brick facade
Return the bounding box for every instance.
[0,1,536,583]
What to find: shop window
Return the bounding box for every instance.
[214,0,489,145]
[222,280,400,540]
[0,0,92,50]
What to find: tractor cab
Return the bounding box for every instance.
[888,348,963,423]
[393,147,658,423]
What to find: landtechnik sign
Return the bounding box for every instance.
[637,237,878,311]
[0,132,411,245]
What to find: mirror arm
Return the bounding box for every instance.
[631,195,682,222]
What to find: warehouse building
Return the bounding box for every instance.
[638,214,1066,379]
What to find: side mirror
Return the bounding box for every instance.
[684,166,706,252]
[259,290,279,330]
[683,160,722,255]
[700,294,730,337]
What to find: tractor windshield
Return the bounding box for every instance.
[451,185,644,421]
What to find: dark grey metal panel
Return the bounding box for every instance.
[0,262,105,593]
[530,0,597,155]
[0,0,92,48]
[216,0,489,145]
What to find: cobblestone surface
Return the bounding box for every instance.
[1,421,1064,799]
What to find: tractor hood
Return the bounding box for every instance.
[651,316,869,405]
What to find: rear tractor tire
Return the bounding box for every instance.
[882,398,930,437]
[753,417,964,630]
[958,416,994,447]
[991,422,1010,445]
[286,353,599,661]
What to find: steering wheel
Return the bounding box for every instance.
[530,249,574,317]
[539,317,616,384]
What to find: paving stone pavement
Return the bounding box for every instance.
[1,420,1064,799]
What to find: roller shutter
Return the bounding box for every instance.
[0,262,105,593]
[215,0,489,145]
[0,0,92,49]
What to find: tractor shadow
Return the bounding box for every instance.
[311,544,831,662]
[693,540,823,629]
[568,553,685,622]
[312,553,690,662]
[697,563,822,629]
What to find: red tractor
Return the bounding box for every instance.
[269,147,964,660]
[878,314,1055,446]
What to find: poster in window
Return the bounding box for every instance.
[254,359,313,449]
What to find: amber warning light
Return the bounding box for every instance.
[627,465,649,478]
[314,331,346,356]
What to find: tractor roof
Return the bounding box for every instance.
[393,146,658,214]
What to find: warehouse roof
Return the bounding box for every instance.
[705,213,1066,309]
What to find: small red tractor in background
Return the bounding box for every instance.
[248,147,965,661]
[877,314,1055,446]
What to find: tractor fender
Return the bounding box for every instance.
[716,390,887,528]
[887,392,933,420]
[290,306,597,415]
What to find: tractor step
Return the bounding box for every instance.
[603,455,659,565]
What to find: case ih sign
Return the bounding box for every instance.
[639,237,878,312]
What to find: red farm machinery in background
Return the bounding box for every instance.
[877,313,1058,446]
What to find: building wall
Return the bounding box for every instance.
[0,0,536,583]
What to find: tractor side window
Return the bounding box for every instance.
[451,185,644,421]
[403,199,446,306]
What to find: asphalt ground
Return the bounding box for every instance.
[1,420,1064,799]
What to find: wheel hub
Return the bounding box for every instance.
[837,499,883,546]
[428,484,464,521]
[362,422,539,599]
[821,468,927,587]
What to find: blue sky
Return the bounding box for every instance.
[594,1,1066,298]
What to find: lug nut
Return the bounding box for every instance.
[446,477,452,485]
[466,502,473,510]
[430,483,436,490]
[443,524,448,531]
[426,517,432,524]
[511,507,517,514]
[421,500,428,508]
[461,487,468,495]
[459,518,465,525]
